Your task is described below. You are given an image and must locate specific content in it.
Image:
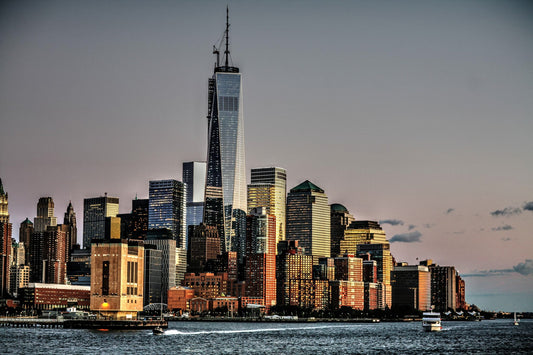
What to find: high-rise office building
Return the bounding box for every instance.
[19,218,33,263]
[145,229,177,305]
[42,224,68,284]
[276,240,315,307]
[63,202,77,261]
[420,260,457,312]
[83,194,119,248]
[149,180,187,287]
[330,203,355,257]
[34,197,57,233]
[0,179,11,297]
[9,241,29,297]
[339,220,389,254]
[286,180,330,258]
[456,274,466,310]
[183,161,206,247]
[118,198,149,240]
[391,264,431,311]
[248,167,287,245]
[204,10,247,260]
[245,207,277,308]
[187,224,220,274]
[149,180,186,246]
[0,179,8,224]
[143,244,162,306]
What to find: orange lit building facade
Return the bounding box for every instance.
[90,239,144,319]
[245,208,276,309]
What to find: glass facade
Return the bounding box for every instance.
[205,71,247,258]
[183,162,206,249]
[286,181,330,258]
[148,180,187,248]
[83,195,119,248]
[248,167,287,245]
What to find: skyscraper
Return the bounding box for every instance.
[148,180,187,286]
[0,179,8,224]
[183,161,206,247]
[204,9,247,260]
[83,194,119,248]
[248,167,287,245]
[245,207,277,308]
[286,180,331,258]
[34,197,57,233]
[63,201,77,260]
[148,180,187,246]
[0,179,12,297]
[19,219,33,265]
[391,264,431,311]
[118,198,149,240]
[330,203,355,257]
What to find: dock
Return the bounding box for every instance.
[0,317,167,330]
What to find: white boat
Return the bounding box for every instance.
[513,312,519,326]
[422,312,442,332]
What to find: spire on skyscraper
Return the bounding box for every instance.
[213,7,238,73]
[0,178,5,196]
[224,5,230,68]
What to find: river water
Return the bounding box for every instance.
[2,319,532,354]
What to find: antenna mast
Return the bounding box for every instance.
[224,6,230,68]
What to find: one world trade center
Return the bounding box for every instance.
[204,8,247,261]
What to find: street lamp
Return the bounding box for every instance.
[101,299,109,320]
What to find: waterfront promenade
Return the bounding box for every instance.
[0,317,167,330]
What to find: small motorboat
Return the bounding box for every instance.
[153,326,164,335]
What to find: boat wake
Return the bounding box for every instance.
[165,324,352,336]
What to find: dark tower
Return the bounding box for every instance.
[64,201,77,261]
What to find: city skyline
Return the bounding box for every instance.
[0,1,532,311]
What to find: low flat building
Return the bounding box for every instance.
[19,283,90,310]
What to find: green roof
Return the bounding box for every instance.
[22,218,33,225]
[290,180,324,193]
[330,203,348,213]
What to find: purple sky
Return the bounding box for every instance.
[1,0,532,311]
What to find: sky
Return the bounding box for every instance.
[0,0,532,312]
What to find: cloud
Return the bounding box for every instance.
[462,259,533,277]
[462,269,514,277]
[501,237,511,242]
[491,225,513,231]
[490,207,522,217]
[390,231,422,243]
[513,259,533,276]
[445,208,455,214]
[408,224,416,231]
[379,219,404,226]
[523,202,533,212]
[423,223,434,229]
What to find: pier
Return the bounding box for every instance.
[0,317,167,330]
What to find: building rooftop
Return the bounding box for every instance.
[290,180,324,193]
[330,203,348,213]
